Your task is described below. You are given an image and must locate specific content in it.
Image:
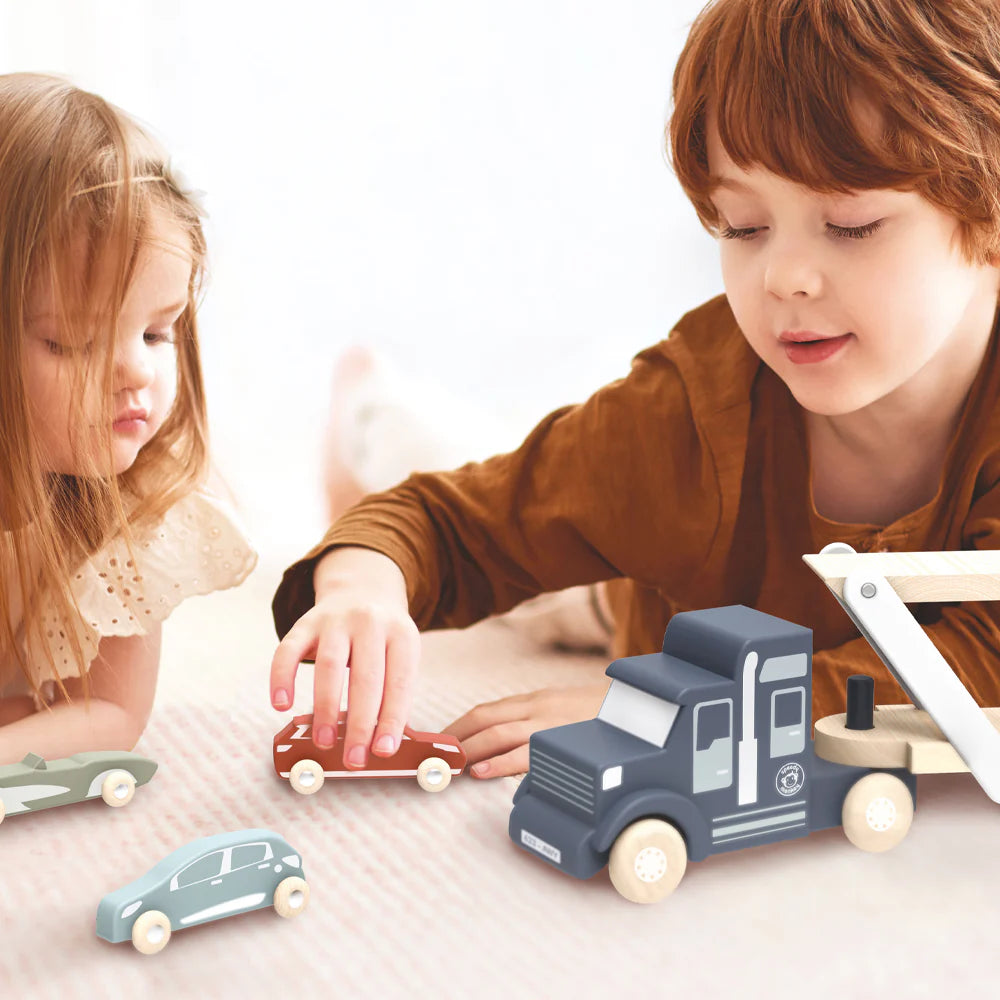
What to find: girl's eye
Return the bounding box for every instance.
[44,339,92,357]
[143,330,175,345]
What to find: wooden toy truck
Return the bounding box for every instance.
[509,546,1000,903]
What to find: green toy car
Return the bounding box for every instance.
[0,750,157,823]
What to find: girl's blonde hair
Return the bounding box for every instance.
[0,73,209,699]
[669,0,1000,264]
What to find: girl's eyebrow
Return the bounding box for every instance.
[153,300,187,319]
[26,299,187,326]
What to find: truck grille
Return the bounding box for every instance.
[529,748,596,815]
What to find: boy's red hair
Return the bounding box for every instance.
[669,0,1000,263]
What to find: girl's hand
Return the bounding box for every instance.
[445,680,611,779]
[269,547,421,769]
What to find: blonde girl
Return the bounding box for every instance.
[0,73,255,763]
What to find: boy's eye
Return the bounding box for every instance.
[719,225,761,241]
[826,219,884,240]
[719,220,885,242]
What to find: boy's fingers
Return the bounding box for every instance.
[371,624,420,757]
[343,626,386,768]
[445,695,530,742]
[458,720,532,765]
[269,632,313,709]
[312,631,350,748]
[470,744,529,779]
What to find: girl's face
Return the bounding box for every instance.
[707,127,1000,419]
[23,213,191,476]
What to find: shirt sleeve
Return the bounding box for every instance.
[272,340,724,638]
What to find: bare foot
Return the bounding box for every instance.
[323,346,377,521]
[502,583,614,654]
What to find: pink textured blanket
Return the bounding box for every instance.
[2,567,994,998]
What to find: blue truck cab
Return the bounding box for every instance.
[509,605,917,902]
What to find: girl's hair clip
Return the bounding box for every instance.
[72,171,207,215]
[72,175,168,198]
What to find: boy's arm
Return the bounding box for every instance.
[274,339,731,637]
[0,627,160,765]
[812,603,1000,718]
[813,491,1000,717]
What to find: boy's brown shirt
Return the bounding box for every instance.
[273,294,1000,717]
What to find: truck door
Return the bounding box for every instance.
[692,699,733,793]
[754,652,810,819]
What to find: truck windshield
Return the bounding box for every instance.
[598,680,680,747]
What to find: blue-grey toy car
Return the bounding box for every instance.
[96,828,309,953]
[0,750,157,824]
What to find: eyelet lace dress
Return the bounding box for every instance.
[20,490,257,701]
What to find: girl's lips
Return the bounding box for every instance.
[113,414,148,434]
[782,332,853,365]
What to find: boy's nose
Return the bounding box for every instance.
[763,242,823,299]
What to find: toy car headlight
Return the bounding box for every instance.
[122,901,142,919]
[601,766,622,791]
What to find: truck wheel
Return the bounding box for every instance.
[608,818,687,904]
[842,772,913,852]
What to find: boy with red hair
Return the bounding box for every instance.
[272,0,1000,778]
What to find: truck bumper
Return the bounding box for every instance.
[509,792,606,880]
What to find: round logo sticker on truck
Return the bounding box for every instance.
[775,763,804,797]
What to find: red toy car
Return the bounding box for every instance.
[273,713,467,794]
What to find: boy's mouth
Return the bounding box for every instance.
[779,330,854,365]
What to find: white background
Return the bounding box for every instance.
[0,0,722,564]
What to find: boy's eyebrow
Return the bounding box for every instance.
[707,173,754,195]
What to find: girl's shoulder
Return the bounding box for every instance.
[25,490,257,689]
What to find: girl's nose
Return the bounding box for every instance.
[113,336,154,392]
[763,239,824,299]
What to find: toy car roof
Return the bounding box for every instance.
[278,712,460,747]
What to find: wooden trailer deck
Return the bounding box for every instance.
[815,704,1000,773]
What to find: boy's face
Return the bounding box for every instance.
[23,212,189,476]
[706,127,1000,418]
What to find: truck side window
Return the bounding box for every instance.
[695,701,730,751]
[769,687,806,758]
[692,698,733,793]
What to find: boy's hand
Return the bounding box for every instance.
[445,681,610,778]
[269,547,420,768]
